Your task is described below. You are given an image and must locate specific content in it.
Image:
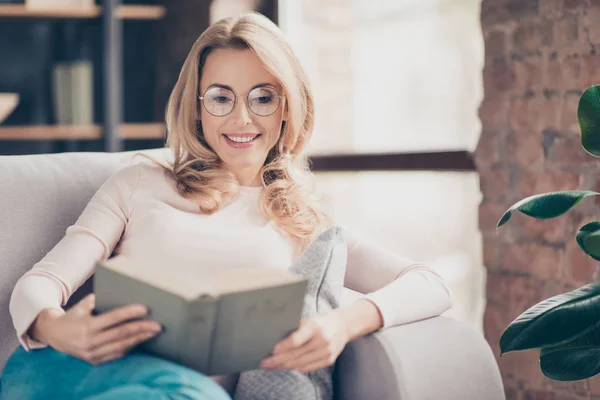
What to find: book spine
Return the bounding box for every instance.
[70,61,93,125]
[52,64,71,124]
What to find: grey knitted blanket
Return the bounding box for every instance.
[233,226,347,400]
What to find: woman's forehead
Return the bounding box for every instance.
[200,48,280,92]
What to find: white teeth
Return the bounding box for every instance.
[226,135,257,143]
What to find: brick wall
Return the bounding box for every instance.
[477,0,600,398]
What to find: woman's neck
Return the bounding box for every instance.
[232,166,263,187]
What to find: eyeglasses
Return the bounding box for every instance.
[199,86,285,117]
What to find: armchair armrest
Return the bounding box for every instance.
[334,316,505,400]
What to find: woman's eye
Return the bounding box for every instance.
[257,96,273,104]
[214,96,232,103]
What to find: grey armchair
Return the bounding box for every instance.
[0,150,505,400]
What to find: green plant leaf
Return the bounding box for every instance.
[576,222,600,261]
[496,191,600,228]
[499,284,600,354]
[578,85,600,157]
[540,322,600,381]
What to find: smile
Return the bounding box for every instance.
[224,134,259,143]
[222,134,262,149]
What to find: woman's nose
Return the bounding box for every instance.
[230,97,252,126]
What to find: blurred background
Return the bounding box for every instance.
[2,0,598,398]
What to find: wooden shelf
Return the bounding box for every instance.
[0,4,166,20]
[120,123,166,139]
[115,5,166,20]
[0,123,165,140]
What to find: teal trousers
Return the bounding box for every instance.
[0,346,232,400]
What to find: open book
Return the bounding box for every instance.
[93,256,308,375]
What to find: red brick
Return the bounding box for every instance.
[503,242,564,279]
[545,133,598,166]
[513,56,547,91]
[561,54,586,88]
[539,0,566,18]
[480,96,510,129]
[486,273,547,314]
[553,16,579,48]
[583,53,600,85]
[479,202,508,232]
[484,238,503,271]
[564,0,589,10]
[486,30,507,58]
[483,304,511,354]
[499,349,548,391]
[588,374,600,395]
[486,273,512,307]
[554,394,586,400]
[540,92,562,131]
[523,389,557,400]
[484,57,517,93]
[505,385,522,400]
[559,91,582,133]
[509,281,551,321]
[481,167,511,201]
[587,4,600,43]
[475,130,504,169]
[508,95,544,132]
[546,53,563,90]
[515,168,582,198]
[482,0,540,26]
[562,239,599,285]
[511,212,570,244]
[506,132,544,167]
[547,54,588,90]
[513,22,554,53]
[544,380,589,397]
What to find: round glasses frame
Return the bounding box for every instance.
[198,87,286,117]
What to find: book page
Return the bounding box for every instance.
[100,256,306,298]
[214,268,305,294]
[99,256,211,300]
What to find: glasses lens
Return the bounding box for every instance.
[202,87,235,116]
[248,87,280,116]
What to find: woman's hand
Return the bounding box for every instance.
[30,293,162,365]
[259,310,351,373]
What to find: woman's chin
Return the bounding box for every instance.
[221,156,264,173]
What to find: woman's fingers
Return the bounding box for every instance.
[296,356,333,373]
[87,330,158,365]
[261,338,321,369]
[71,294,96,317]
[89,320,162,350]
[90,303,149,332]
[272,319,314,354]
[287,347,333,371]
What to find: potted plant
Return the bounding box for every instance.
[497,84,600,381]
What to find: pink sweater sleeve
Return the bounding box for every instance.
[343,228,452,329]
[9,164,142,351]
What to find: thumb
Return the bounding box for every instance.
[74,294,96,315]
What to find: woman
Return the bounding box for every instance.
[1,12,451,400]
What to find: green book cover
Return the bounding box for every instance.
[93,255,307,375]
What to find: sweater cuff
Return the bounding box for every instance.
[10,275,65,351]
[362,270,452,329]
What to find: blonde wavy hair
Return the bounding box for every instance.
[158,12,331,249]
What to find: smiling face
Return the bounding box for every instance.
[198,48,287,187]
